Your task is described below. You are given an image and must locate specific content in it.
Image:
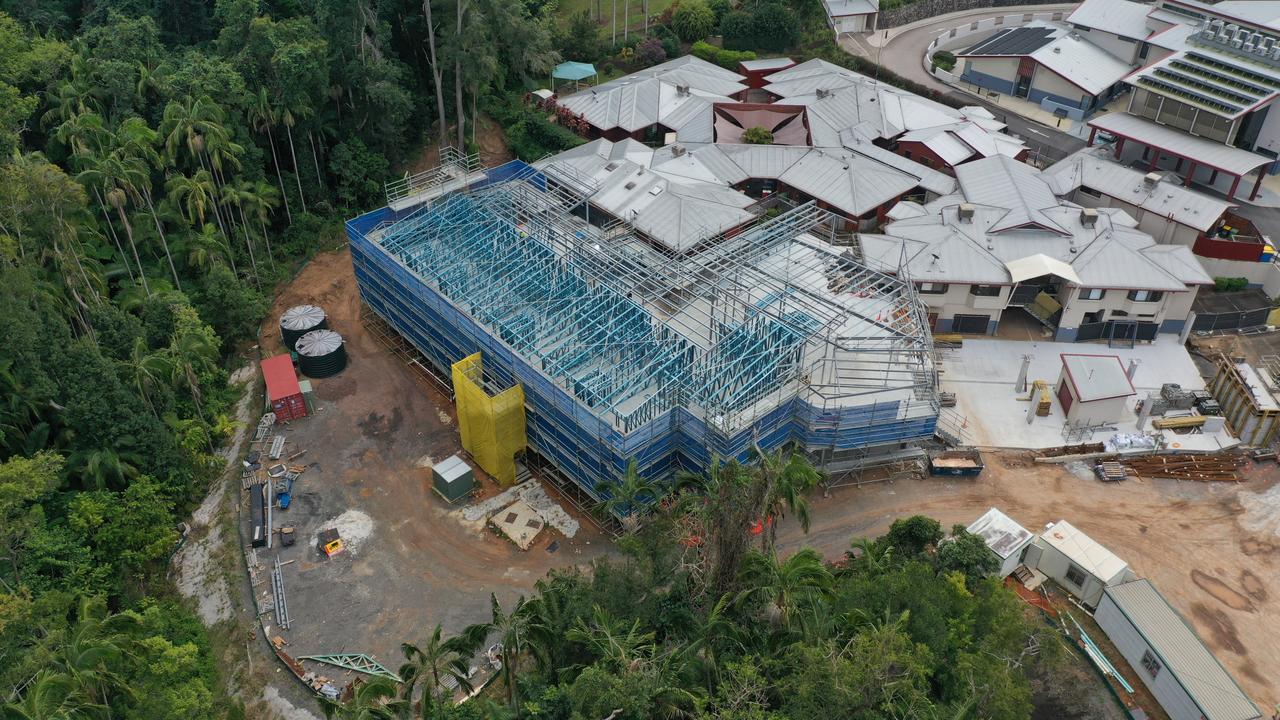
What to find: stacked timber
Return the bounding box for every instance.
[1120,454,1246,482]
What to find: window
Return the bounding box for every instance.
[917,282,949,294]
[1141,650,1162,679]
[969,285,1001,297]
[1079,288,1106,300]
[1064,564,1087,587]
[1127,290,1164,302]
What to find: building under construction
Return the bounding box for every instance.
[347,154,940,496]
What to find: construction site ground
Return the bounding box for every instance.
[246,249,611,711]
[240,248,1279,716]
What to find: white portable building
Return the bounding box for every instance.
[966,507,1034,577]
[1024,519,1135,607]
[1096,580,1261,720]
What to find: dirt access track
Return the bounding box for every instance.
[256,248,1279,711]
[780,452,1280,710]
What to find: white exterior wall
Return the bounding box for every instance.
[1028,538,1110,606]
[1094,594,1209,720]
[1066,189,1205,247]
[996,538,1032,577]
[1072,26,1143,65]
[1057,286,1193,330]
[1032,65,1092,106]
[1196,257,1280,286]
[917,283,1010,331]
[964,56,1021,84]
[833,13,871,33]
[1252,98,1280,156]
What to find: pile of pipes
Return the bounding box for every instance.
[1120,454,1246,482]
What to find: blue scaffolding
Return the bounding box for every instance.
[347,161,939,496]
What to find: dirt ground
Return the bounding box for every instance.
[779,450,1280,711]
[405,114,512,175]
[244,247,1279,713]
[248,249,609,699]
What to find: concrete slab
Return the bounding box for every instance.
[940,336,1217,448]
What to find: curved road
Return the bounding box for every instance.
[842,4,1084,162]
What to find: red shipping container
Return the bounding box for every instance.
[262,354,307,422]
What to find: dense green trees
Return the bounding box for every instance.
[327,453,1061,719]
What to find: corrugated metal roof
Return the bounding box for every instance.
[739,57,795,71]
[1087,112,1272,175]
[955,155,1068,234]
[967,508,1033,560]
[779,149,921,217]
[1031,33,1134,96]
[1103,579,1262,720]
[1067,0,1154,40]
[1043,149,1232,232]
[823,0,877,16]
[1060,354,1135,401]
[1038,520,1130,581]
[262,354,301,401]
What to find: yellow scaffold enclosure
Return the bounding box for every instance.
[451,352,527,485]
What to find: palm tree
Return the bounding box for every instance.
[248,179,281,264]
[169,328,218,453]
[247,87,292,225]
[398,624,475,719]
[278,102,308,214]
[123,337,173,419]
[76,153,152,298]
[66,447,139,491]
[752,443,820,551]
[219,180,261,287]
[41,78,100,130]
[458,594,529,710]
[595,458,668,533]
[51,596,141,711]
[680,592,742,689]
[566,605,656,671]
[114,117,181,289]
[2,670,106,720]
[737,548,832,633]
[320,676,407,720]
[174,224,230,274]
[522,575,578,679]
[159,96,237,241]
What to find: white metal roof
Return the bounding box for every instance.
[1005,253,1082,284]
[1031,32,1134,96]
[1043,149,1233,232]
[1088,112,1273,176]
[433,455,471,483]
[823,0,877,17]
[1060,354,1136,402]
[955,155,1068,234]
[739,57,795,71]
[1067,0,1155,41]
[967,508,1033,560]
[1103,579,1262,720]
[1038,520,1131,582]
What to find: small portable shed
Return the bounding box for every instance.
[966,507,1033,577]
[1055,353,1135,426]
[1024,519,1136,607]
[432,455,475,504]
[1096,580,1262,720]
[262,354,307,422]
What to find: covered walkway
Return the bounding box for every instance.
[1086,113,1273,201]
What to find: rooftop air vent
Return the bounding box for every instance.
[1080,208,1099,228]
[1143,171,1161,188]
[816,88,831,100]
[1053,46,1062,53]
[671,145,687,157]
[604,162,619,172]
[676,84,690,95]
[648,185,664,196]
[958,203,976,222]
[624,181,637,190]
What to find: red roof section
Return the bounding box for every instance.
[262,354,302,401]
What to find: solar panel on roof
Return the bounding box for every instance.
[963,26,1057,56]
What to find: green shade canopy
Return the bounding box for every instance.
[553,61,597,81]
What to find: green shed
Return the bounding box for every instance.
[432,455,475,503]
